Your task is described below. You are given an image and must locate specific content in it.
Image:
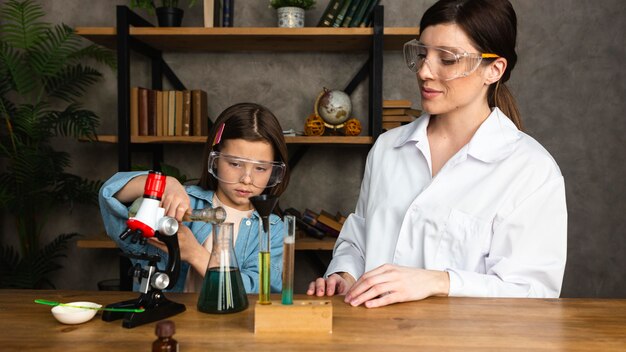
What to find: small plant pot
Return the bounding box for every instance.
[156,6,184,27]
[277,7,305,28]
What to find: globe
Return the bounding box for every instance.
[315,88,352,127]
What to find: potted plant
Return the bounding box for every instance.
[0,0,116,288]
[131,0,199,27]
[269,0,316,28]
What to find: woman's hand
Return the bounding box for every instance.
[344,264,450,308]
[160,176,191,222]
[306,272,356,297]
[147,224,210,275]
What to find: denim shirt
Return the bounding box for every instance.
[98,171,284,293]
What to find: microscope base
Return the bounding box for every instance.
[102,290,186,328]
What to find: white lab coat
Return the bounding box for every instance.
[326,108,567,298]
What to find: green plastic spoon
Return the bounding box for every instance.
[34,299,145,313]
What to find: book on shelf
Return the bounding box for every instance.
[192,89,209,136]
[349,0,374,27]
[130,86,139,136]
[383,114,418,123]
[161,90,169,136]
[317,210,343,234]
[302,209,340,237]
[147,89,157,136]
[203,0,222,27]
[382,107,422,116]
[182,90,192,136]
[332,0,352,27]
[222,0,233,27]
[138,87,149,136]
[341,0,365,27]
[359,0,380,27]
[167,91,176,136]
[383,99,412,109]
[156,90,164,136]
[317,0,345,27]
[382,121,402,131]
[174,91,183,136]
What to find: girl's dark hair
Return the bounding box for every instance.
[198,102,290,196]
[420,0,523,130]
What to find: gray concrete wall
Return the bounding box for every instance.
[1,0,624,297]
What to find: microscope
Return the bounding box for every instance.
[102,170,223,328]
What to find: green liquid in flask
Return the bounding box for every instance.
[197,267,248,314]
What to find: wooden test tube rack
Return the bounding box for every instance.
[254,300,333,334]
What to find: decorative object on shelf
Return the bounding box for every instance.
[316,87,352,127]
[304,113,325,136]
[270,0,316,28]
[304,88,362,136]
[130,0,199,27]
[0,0,116,288]
[343,118,362,136]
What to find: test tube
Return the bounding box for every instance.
[258,216,271,305]
[182,206,226,223]
[281,215,296,305]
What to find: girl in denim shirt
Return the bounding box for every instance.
[99,102,290,293]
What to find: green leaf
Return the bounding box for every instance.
[30,24,81,77]
[69,44,117,70]
[44,64,102,102]
[0,41,38,95]
[47,103,100,140]
[0,0,48,50]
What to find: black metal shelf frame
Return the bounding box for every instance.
[114,5,384,172]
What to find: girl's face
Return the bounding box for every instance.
[214,139,275,211]
[416,23,492,118]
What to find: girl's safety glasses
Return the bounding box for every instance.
[208,151,286,189]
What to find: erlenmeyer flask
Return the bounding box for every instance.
[197,222,248,314]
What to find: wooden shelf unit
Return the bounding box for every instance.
[75,27,420,52]
[93,135,374,145]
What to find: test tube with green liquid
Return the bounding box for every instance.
[281,215,296,305]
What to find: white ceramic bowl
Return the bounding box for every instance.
[51,301,102,325]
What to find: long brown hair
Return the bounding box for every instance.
[198,102,290,196]
[420,0,523,130]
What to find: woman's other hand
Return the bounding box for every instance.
[306,272,356,297]
[344,264,450,308]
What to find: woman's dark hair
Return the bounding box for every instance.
[198,102,290,196]
[420,0,523,130]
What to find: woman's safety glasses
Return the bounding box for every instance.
[208,151,286,189]
[403,39,499,81]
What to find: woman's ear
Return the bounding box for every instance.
[485,57,507,85]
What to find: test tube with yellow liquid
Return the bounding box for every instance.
[249,195,279,305]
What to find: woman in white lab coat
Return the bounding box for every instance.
[307,0,567,307]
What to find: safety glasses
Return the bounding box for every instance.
[403,39,499,81]
[208,151,286,189]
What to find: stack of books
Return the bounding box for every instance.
[317,0,380,28]
[130,87,211,137]
[301,209,346,238]
[382,99,421,131]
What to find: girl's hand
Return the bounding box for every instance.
[147,224,210,274]
[306,273,356,297]
[160,176,191,222]
[343,264,450,308]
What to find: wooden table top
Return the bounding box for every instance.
[1,289,625,351]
